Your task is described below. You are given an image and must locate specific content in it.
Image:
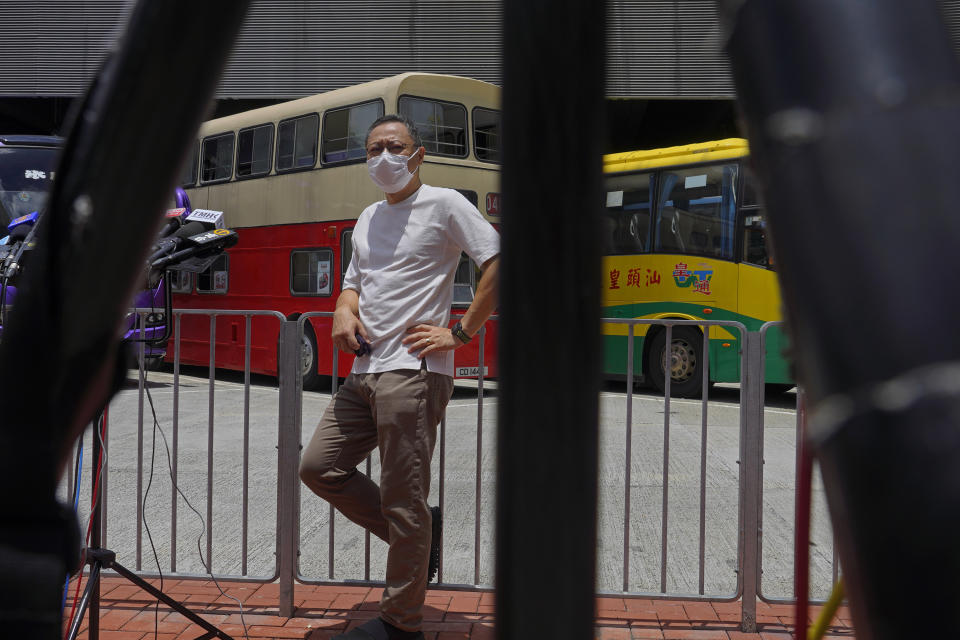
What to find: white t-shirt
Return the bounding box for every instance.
[342,184,500,377]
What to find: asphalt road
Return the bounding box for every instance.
[61,366,836,602]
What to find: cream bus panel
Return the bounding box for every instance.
[196,161,499,228]
[184,74,502,228]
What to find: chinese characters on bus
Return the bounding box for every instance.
[608,262,713,295]
[672,262,713,295]
[609,268,661,290]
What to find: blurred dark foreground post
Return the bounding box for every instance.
[720,0,960,636]
[0,2,248,637]
[496,0,606,639]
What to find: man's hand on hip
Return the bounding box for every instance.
[403,324,462,358]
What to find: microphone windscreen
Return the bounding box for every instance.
[173,221,207,239]
[8,224,31,241]
[159,214,184,237]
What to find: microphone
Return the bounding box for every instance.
[7,224,31,243]
[7,210,39,234]
[184,208,224,229]
[1,222,34,278]
[148,220,209,263]
[158,207,187,238]
[150,227,238,272]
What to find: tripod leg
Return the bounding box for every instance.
[107,560,234,640]
[65,560,102,640]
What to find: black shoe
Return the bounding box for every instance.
[427,505,441,583]
[332,616,424,639]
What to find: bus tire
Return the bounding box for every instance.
[299,323,321,390]
[646,326,705,398]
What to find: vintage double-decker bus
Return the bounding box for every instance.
[173,73,501,387]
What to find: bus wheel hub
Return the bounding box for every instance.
[670,339,697,382]
[301,335,314,375]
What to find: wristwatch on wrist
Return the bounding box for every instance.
[451,321,472,344]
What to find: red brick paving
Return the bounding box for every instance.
[63,576,855,639]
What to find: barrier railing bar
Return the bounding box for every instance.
[206,314,216,572]
[596,588,741,603]
[698,323,709,595]
[135,314,146,570]
[739,330,763,632]
[168,308,287,321]
[438,414,446,584]
[661,324,672,594]
[756,325,768,601]
[242,314,252,575]
[475,326,486,585]
[171,313,181,572]
[328,505,335,580]
[623,325,634,592]
[474,364,484,586]
[364,455,372,581]
[102,407,110,549]
[832,533,839,587]
[793,364,802,602]
[277,320,302,617]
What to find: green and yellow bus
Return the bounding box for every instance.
[601,138,791,397]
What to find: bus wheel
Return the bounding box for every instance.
[647,326,704,398]
[299,324,320,390]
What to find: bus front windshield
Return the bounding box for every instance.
[0,147,59,226]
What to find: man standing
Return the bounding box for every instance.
[299,114,500,640]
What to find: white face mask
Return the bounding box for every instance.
[367,151,418,194]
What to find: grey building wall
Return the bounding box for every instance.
[1,1,959,100]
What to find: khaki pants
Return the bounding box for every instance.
[299,367,453,631]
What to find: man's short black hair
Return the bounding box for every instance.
[366,114,423,150]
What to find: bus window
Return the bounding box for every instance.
[0,145,58,224]
[200,133,234,184]
[170,270,193,294]
[322,100,384,164]
[179,142,198,187]
[398,96,467,158]
[340,228,353,287]
[654,163,737,260]
[473,107,501,163]
[236,124,274,178]
[743,169,764,207]
[742,212,773,268]
[277,113,319,171]
[197,255,229,294]
[603,172,653,254]
[741,171,772,268]
[290,248,334,296]
[453,253,476,307]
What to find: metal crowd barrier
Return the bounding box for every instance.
[292,312,495,597]
[601,318,751,606]
[758,322,840,605]
[60,309,830,631]
[64,308,287,585]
